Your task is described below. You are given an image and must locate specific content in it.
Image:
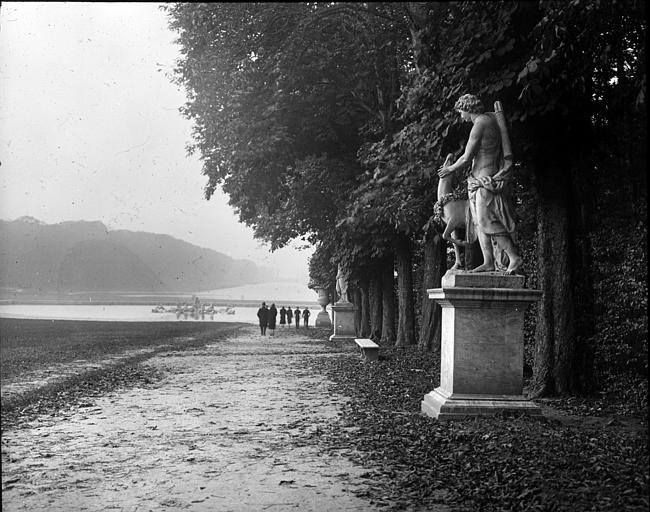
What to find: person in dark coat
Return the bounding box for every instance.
[302,307,311,328]
[257,302,269,335]
[279,306,287,328]
[268,303,278,337]
[294,307,301,328]
[286,306,293,326]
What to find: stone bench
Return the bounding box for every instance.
[354,338,379,362]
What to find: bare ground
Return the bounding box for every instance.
[1,325,397,512]
[3,322,645,511]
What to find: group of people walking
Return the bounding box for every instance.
[256,303,311,336]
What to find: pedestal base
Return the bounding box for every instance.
[423,271,542,420]
[329,335,356,342]
[329,301,355,342]
[421,388,541,420]
[315,311,332,328]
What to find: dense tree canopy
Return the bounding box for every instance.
[166,1,646,402]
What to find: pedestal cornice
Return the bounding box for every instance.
[428,287,542,308]
[331,301,355,311]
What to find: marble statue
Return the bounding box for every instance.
[336,265,349,303]
[437,94,522,274]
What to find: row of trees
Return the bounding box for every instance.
[165,1,646,399]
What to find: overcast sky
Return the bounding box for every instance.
[0,2,313,281]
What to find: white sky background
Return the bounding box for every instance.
[0,2,313,281]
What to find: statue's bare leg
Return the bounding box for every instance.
[470,231,495,272]
[494,235,523,274]
[443,223,463,269]
[451,230,463,269]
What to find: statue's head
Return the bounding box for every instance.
[454,94,485,115]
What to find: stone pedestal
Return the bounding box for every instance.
[315,310,332,328]
[329,301,356,342]
[421,271,542,419]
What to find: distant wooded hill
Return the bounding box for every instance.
[0,217,276,293]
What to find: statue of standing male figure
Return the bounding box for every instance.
[438,94,522,274]
[336,265,350,303]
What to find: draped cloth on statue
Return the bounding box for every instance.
[466,175,516,242]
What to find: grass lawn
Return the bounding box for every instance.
[0,318,244,383]
[0,318,244,430]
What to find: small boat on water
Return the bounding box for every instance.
[214,306,236,315]
[156,299,236,319]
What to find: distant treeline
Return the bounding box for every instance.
[0,218,277,293]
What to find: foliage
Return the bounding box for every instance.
[166,1,647,396]
[590,200,648,407]
[517,0,647,396]
[306,343,648,511]
[514,164,539,371]
[307,240,337,291]
[165,3,370,250]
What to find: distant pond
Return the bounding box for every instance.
[0,304,321,324]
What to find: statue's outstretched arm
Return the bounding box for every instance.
[439,122,483,178]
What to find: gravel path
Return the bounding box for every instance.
[1,325,378,511]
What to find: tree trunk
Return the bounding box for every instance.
[380,254,396,345]
[395,236,416,348]
[360,280,371,338]
[418,231,446,352]
[369,273,383,341]
[530,161,576,397]
[564,83,597,394]
[569,149,597,393]
[352,285,362,337]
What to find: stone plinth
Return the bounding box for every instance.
[315,310,332,328]
[421,271,542,419]
[329,302,356,342]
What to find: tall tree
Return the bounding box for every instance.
[395,235,416,347]
[516,0,646,396]
[418,230,446,351]
[167,2,646,400]
[165,3,372,250]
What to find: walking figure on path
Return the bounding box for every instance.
[279,306,287,328]
[302,307,311,329]
[257,302,268,335]
[286,306,293,327]
[294,307,301,328]
[268,303,278,337]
